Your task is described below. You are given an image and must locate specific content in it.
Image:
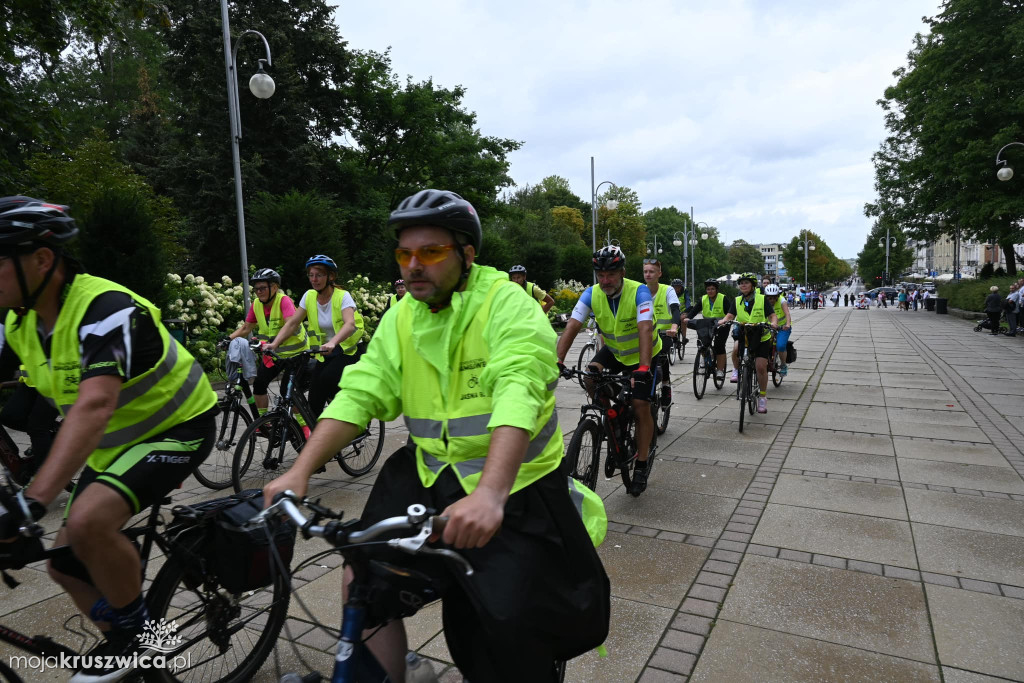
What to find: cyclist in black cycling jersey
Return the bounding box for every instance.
[0,197,217,682]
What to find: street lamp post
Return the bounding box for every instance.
[878,228,897,286]
[797,231,815,289]
[589,158,619,282]
[645,234,664,258]
[672,224,709,303]
[221,0,276,311]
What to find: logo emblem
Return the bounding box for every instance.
[136,619,183,653]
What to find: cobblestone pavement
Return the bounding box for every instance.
[2,304,1023,681]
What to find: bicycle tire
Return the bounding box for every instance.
[617,415,635,491]
[565,418,601,491]
[677,338,686,363]
[668,343,676,366]
[336,419,386,477]
[738,362,748,433]
[657,390,670,435]
[576,343,595,389]
[747,365,757,415]
[771,353,782,387]
[712,350,725,390]
[194,400,252,490]
[231,413,304,493]
[144,530,289,683]
[692,348,706,400]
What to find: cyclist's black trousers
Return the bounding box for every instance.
[359,445,611,682]
[0,383,59,474]
[308,346,361,419]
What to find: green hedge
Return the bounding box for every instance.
[936,276,1019,312]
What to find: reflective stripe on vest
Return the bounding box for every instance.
[254,292,308,357]
[568,477,608,548]
[651,284,672,331]
[4,275,217,471]
[591,279,662,366]
[398,277,563,496]
[702,294,725,319]
[302,288,364,357]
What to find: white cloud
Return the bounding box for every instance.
[333,0,939,258]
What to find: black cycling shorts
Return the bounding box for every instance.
[736,335,773,360]
[65,409,217,516]
[358,446,610,682]
[590,344,665,401]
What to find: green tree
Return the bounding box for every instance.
[856,222,913,285]
[727,240,763,274]
[598,186,645,260]
[550,205,585,244]
[867,0,1024,274]
[558,243,594,286]
[77,187,169,306]
[780,231,848,286]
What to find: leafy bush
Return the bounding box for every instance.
[937,276,1019,312]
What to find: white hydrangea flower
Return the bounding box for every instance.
[195,276,205,284]
[222,275,232,285]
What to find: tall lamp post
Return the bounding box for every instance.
[937,218,960,282]
[672,225,709,303]
[879,229,897,286]
[645,235,664,259]
[797,231,815,289]
[996,142,1024,181]
[222,0,276,311]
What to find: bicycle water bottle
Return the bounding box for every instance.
[405,652,439,683]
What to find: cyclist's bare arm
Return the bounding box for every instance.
[556,317,584,363]
[323,307,357,353]
[541,293,555,314]
[262,418,365,506]
[25,374,120,506]
[229,320,256,340]
[268,308,308,349]
[637,319,654,367]
[442,425,527,549]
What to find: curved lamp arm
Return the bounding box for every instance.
[229,30,273,140]
[996,141,1024,167]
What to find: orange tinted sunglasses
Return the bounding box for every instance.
[394,244,457,267]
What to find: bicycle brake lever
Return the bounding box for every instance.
[417,546,474,576]
[388,516,433,553]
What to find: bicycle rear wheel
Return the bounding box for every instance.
[144,530,289,683]
[576,343,595,388]
[336,419,385,476]
[668,343,676,365]
[676,338,686,362]
[565,418,602,491]
[656,390,670,435]
[231,413,304,493]
[194,400,251,490]
[771,350,782,387]
[692,348,707,400]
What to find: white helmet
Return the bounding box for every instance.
[763,284,781,296]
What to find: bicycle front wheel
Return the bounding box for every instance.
[692,349,707,400]
[194,400,252,490]
[144,530,289,683]
[231,413,304,493]
[676,339,686,362]
[657,390,670,435]
[576,343,595,388]
[336,419,385,476]
[738,363,748,433]
[668,343,676,366]
[565,417,602,491]
[747,366,757,415]
[771,353,782,387]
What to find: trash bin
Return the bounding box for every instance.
[934,298,948,315]
[924,298,935,312]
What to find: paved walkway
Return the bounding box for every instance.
[2,304,1023,681]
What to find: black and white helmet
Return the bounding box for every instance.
[0,196,79,248]
[593,245,626,271]
[509,265,527,274]
[250,268,281,285]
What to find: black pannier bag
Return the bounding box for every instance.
[786,341,797,363]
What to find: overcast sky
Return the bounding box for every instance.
[333,0,940,259]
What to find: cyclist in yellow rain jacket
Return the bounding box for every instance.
[263,189,609,683]
[0,197,217,682]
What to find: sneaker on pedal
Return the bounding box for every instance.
[779,364,788,376]
[715,369,725,381]
[630,461,649,497]
[71,631,152,683]
[757,396,768,414]
[729,369,739,383]
[681,337,689,345]
[660,385,672,406]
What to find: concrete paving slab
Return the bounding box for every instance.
[602,487,737,537]
[965,378,1024,396]
[419,631,453,664]
[880,375,948,390]
[877,361,933,373]
[801,403,888,431]
[752,504,917,567]
[599,531,708,608]
[827,361,878,373]
[821,371,882,387]
[651,461,755,498]
[927,584,1024,681]
[691,620,940,683]
[887,407,975,426]
[769,474,908,519]
[898,460,1024,494]
[811,384,885,405]
[251,643,336,683]
[720,555,934,663]
[406,600,444,650]
[889,420,990,443]
[893,438,1008,467]
[659,435,769,465]
[0,563,65,617]
[783,446,898,480]
[914,523,1024,586]
[793,428,895,456]
[566,597,674,683]
[905,488,1024,538]
[703,402,791,425]
[685,421,781,444]
[941,668,1013,683]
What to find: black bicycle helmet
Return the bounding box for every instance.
[593,245,626,271]
[671,278,684,286]
[0,196,79,248]
[509,265,527,274]
[305,254,337,272]
[250,268,281,285]
[704,278,719,288]
[388,189,482,253]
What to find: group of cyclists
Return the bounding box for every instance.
[0,186,799,681]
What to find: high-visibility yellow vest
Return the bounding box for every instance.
[253,291,308,357]
[302,288,364,359]
[522,281,546,305]
[772,299,788,327]
[651,284,673,333]
[591,279,662,366]
[4,274,217,474]
[397,278,563,496]
[702,294,726,319]
[567,477,608,548]
[734,293,773,342]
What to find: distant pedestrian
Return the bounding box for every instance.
[831,290,840,307]
[811,291,819,310]
[898,289,907,311]
[844,293,849,306]
[984,285,1003,335]
[1006,284,1020,336]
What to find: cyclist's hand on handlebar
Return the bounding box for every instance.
[440,489,504,549]
[557,361,572,380]
[665,328,677,338]
[262,471,309,510]
[319,341,336,355]
[631,367,652,387]
[0,492,45,540]
[216,337,231,350]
